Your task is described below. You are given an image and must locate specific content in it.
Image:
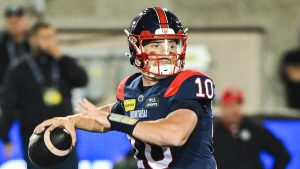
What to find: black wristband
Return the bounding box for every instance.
[108,113,139,135]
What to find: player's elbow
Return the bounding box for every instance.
[151,128,188,147]
[159,124,191,147]
[160,131,188,147]
[169,134,188,147]
[156,136,187,147]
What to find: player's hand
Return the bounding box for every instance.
[76,99,111,130]
[34,117,77,146]
[4,142,13,160]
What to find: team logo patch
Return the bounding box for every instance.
[145,97,160,109]
[155,28,175,35]
[124,99,136,112]
[138,95,144,102]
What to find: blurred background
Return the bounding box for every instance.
[0,0,300,169]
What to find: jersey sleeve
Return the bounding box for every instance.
[116,73,141,101]
[110,101,125,115]
[172,74,215,101]
[116,76,131,101]
[169,99,205,118]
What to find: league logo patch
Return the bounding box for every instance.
[124,99,136,112]
[138,95,144,102]
[145,97,160,109]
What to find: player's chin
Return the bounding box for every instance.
[158,61,171,65]
[159,58,174,64]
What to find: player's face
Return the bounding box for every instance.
[221,102,243,124]
[143,39,178,66]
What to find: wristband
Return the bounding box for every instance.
[108,113,139,135]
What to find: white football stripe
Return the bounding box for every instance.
[44,128,72,157]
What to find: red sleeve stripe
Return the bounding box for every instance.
[116,76,131,101]
[154,7,168,28]
[164,69,205,98]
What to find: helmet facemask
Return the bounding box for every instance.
[128,30,187,79]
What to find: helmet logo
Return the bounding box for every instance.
[162,28,168,34]
[155,28,175,35]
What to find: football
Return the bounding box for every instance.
[28,127,73,168]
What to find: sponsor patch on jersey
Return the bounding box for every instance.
[124,99,136,112]
[145,97,160,109]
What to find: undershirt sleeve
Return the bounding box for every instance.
[110,101,125,115]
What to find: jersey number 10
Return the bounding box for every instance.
[195,78,214,99]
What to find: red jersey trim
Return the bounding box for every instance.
[164,69,205,98]
[116,76,131,101]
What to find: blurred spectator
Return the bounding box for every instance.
[213,87,290,169]
[0,22,88,169]
[0,4,30,89]
[280,47,300,110]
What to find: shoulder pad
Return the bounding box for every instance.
[164,69,215,101]
[116,73,140,101]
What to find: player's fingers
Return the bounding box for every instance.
[76,105,98,117]
[63,125,77,146]
[75,107,89,115]
[78,98,97,112]
[82,98,97,109]
[34,118,55,133]
[48,123,62,132]
[78,99,89,111]
[34,125,45,134]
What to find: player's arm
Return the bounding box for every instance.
[100,98,202,147]
[68,101,117,131]
[72,102,118,132]
[133,108,198,147]
[34,101,121,132]
[73,101,198,147]
[34,101,118,146]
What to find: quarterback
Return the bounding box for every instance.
[35,7,217,169]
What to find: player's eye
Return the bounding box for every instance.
[169,44,175,49]
[150,43,160,48]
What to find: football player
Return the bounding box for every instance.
[34,7,217,169]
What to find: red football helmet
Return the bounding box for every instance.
[125,7,188,79]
